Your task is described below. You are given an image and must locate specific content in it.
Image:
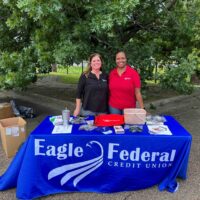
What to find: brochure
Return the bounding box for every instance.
[147,124,172,135]
[52,125,72,134]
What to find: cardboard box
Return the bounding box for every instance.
[0,102,14,119]
[124,108,146,125]
[0,117,26,157]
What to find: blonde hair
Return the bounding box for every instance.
[84,53,103,75]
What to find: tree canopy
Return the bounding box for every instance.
[0,0,200,92]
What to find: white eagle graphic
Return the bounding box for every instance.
[48,141,103,187]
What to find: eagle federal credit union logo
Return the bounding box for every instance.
[34,139,176,187]
[34,139,104,187]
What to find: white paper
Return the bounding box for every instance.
[102,130,113,135]
[146,121,164,125]
[52,125,72,134]
[11,127,20,137]
[86,120,94,126]
[5,128,12,136]
[21,127,25,132]
[147,125,172,135]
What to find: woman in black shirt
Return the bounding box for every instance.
[73,53,108,117]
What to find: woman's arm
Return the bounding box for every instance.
[73,74,86,116]
[73,98,81,117]
[135,88,145,109]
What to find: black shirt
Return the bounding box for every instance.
[76,72,108,113]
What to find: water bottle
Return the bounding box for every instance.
[62,108,70,126]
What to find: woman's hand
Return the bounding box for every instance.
[73,108,80,117]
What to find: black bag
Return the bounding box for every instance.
[10,100,36,118]
[18,105,36,118]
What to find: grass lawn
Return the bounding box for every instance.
[38,66,83,84]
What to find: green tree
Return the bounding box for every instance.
[0,0,199,91]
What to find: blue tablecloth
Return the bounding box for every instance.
[0,116,192,199]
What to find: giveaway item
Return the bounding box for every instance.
[94,114,124,126]
[124,108,146,124]
[124,124,143,133]
[114,126,125,134]
[78,124,96,131]
[147,124,172,135]
[70,117,87,124]
[86,120,94,126]
[146,115,166,125]
[62,109,70,126]
[101,130,112,134]
[95,126,113,134]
